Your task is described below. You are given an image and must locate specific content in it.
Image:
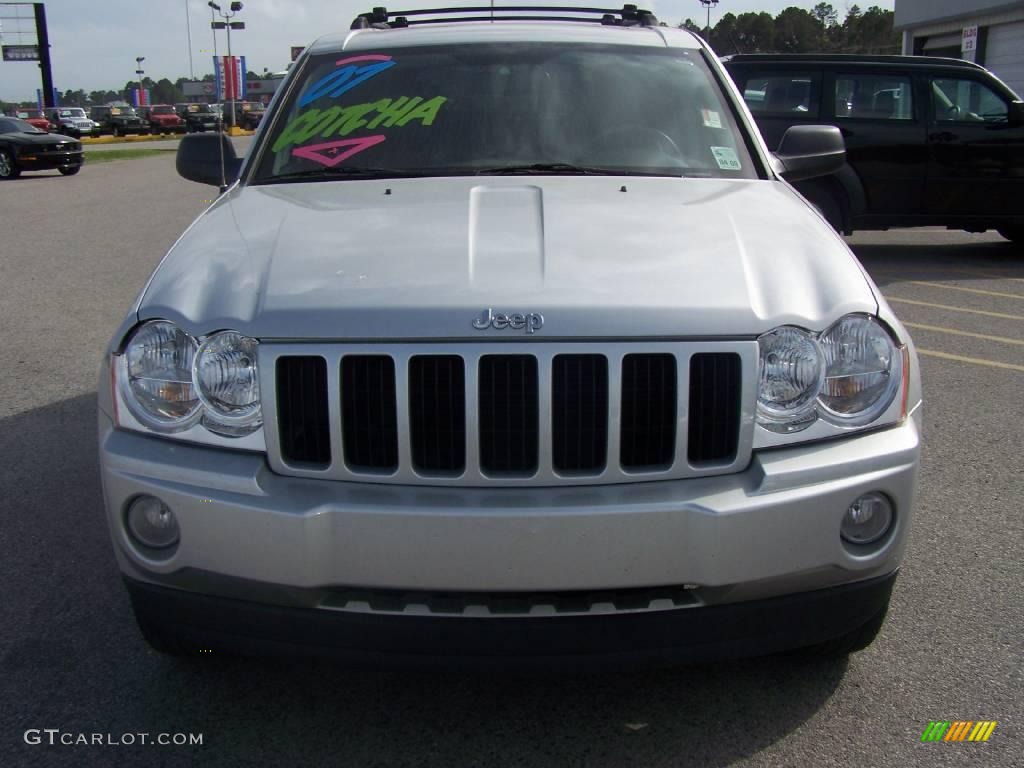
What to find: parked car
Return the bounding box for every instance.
[724,54,1024,244]
[0,116,83,178]
[102,6,921,664]
[174,102,221,132]
[139,104,186,135]
[15,110,50,132]
[89,104,146,137]
[47,107,101,138]
[233,101,266,130]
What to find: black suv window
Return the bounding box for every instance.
[835,74,914,120]
[740,72,820,116]
[932,78,1008,123]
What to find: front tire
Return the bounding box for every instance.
[58,166,80,176]
[0,149,20,179]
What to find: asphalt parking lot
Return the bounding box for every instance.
[0,155,1021,767]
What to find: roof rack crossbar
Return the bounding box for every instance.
[351,5,659,30]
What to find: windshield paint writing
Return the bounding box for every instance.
[298,55,396,107]
[272,96,446,155]
[292,136,388,167]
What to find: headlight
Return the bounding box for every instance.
[119,320,201,431]
[756,315,904,435]
[192,330,261,436]
[818,314,902,426]
[756,326,823,432]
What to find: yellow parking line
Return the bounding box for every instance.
[873,267,1024,282]
[905,281,1024,300]
[903,322,1024,346]
[917,349,1024,372]
[885,296,1024,321]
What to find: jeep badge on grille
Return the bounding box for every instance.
[472,308,544,334]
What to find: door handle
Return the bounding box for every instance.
[929,131,957,142]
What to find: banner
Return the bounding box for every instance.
[214,55,247,101]
[131,88,150,107]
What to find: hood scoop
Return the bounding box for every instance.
[468,185,545,290]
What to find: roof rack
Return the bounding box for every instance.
[350,5,660,30]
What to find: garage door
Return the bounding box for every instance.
[985,21,1024,97]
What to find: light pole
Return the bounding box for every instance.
[699,0,719,39]
[209,1,244,130]
[208,2,220,113]
[135,56,145,107]
[185,0,194,80]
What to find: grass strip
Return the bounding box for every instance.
[84,148,176,163]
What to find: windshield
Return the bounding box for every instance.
[254,43,756,181]
[0,117,43,134]
[60,109,86,118]
[187,104,214,114]
[151,105,175,114]
[110,107,136,116]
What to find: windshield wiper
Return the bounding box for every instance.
[470,163,683,177]
[260,166,429,183]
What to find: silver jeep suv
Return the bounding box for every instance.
[98,5,921,663]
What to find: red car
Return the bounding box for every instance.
[139,104,186,135]
[15,110,50,132]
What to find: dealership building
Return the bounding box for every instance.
[896,0,1024,95]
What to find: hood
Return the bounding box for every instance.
[150,114,181,123]
[139,176,877,340]
[11,132,77,145]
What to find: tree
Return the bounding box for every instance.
[811,3,838,28]
[152,78,184,105]
[677,18,703,37]
[773,6,825,53]
[710,13,740,55]
[734,12,775,53]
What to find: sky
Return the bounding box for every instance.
[0,0,894,101]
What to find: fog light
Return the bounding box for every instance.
[841,492,893,545]
[126,495,179,549]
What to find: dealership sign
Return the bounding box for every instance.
[2,44,39,61]
[961,26,978,57]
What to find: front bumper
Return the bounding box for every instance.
[100,408,919,602]
[19,150,83,170]
[125,570,898,664]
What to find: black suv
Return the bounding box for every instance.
[88,105,146,137]
[174,103,222,133]
[724,54,1024,243]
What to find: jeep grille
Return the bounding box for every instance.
[265,342,755,486]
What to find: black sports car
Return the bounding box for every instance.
[0,117,83,179]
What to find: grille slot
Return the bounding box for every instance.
[620,353,677,470]
[478,355,539,475]
[409,355,466,474]
[275,356,331,467]
[341,355,399,472]
[688,352,742,464]
[552,354,608,473]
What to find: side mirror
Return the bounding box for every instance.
[176,132,242,189]
[1008,101,1024,126]
[772,125,845,182]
